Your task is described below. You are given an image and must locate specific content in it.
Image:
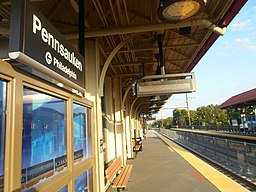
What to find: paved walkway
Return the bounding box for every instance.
[108,130,221,192]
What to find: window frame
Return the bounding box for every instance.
[0,61,94,192]
[0,75,11,192]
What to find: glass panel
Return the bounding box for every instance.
[58,186,68,192]
[75,171,88,192]
[22,88,67,189]
[0,80,7,192]
[73,103,87,162]
[87,108,92,157]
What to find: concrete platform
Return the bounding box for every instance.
[107,130,250,192]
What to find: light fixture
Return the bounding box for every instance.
[149,95,161,102]
[132,83,136,96]
[72,88,78,94]
[158,0,204,23]
[56,82,64,87]
[149,104,158,109]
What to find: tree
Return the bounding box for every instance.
[153,104,230,129]
[163,117,173,128]
[189,110,198,125]
[173,109,189,126]
[152,119,162,128]
[226,108,241,125]
[193,105,229,126]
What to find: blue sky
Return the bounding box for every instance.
[155,1,256,119]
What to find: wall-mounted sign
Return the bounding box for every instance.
[9,0,85,90]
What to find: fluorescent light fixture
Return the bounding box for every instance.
[72,89,78,93]
[57,82,64,87]
[149,95,161,101]
[76,92,83,97]
[149,104,158,109]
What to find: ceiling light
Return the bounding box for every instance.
[149,95,161,101]
[56,82,64,87]
[158,0,204,23]
[72,89,78,93]
[149,104,158,109]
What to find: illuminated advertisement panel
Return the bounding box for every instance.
[22,88,67,189]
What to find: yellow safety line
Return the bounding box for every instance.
[154,131,250,192]
[168,146,174,152]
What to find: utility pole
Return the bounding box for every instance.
[186,93,191,126]
[161,109,163,128]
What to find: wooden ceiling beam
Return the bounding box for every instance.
[112,59,189,67]
[106,43,199,54]
[111,70,183,77]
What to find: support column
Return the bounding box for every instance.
[121,85,132,160]
[129,98,137,158]
[85,39,104,192]
[124,99,132,159]
[113,78,126,163]
[104,77,115,162]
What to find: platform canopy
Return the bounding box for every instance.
[220,88,256,109]
[0,0,248,115]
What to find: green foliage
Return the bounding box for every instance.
[173,109,189,125]
[226,108,240,122]
[152,104,230,127]
[152,117,173,128]
[163,117,173,128]
[191,104,229,125]
[152,119,163,127]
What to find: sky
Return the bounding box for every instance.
[155,0,256,119]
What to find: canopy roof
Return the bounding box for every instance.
[220,88,256,109]
[0,0,248,115]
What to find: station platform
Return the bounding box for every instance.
[107,130,250,192]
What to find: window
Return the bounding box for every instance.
[0,80,7,192]
[75,171,88,192]
[58,186,68,192]
[73,103,88,161]
[22,88,67,189]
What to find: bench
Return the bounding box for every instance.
[132,137,143,156]
[133,144,142,156]
[105,156,133,191]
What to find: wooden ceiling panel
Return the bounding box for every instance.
[0,0,247,114]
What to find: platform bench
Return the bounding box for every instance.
[133,144,141,153]
[105,156,133,191]
[133,142,143,157]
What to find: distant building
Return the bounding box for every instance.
[220,88,256,129]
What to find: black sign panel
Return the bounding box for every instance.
[9,0,85,88]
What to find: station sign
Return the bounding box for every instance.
[9,0,85,89]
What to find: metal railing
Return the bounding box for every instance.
[157,128,256,185]
[0,176,3,192]
[177,125,256,133]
